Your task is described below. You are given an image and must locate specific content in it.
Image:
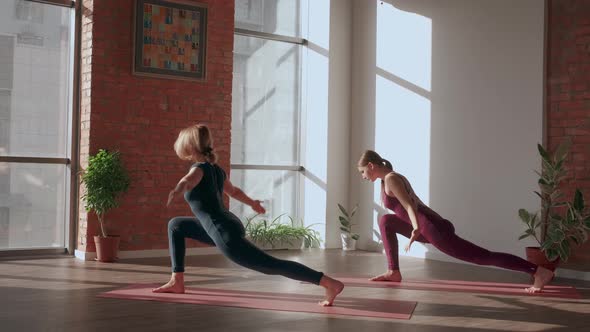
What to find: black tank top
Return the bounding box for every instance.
[184,162,227,216]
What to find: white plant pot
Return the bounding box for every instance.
[251,237,304,250]
[341,233,357,251]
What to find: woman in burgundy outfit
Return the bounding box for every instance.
[357,150,553,293]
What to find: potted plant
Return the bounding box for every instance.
[80,149,130,262]
[244,214,322,250]
[518,141,590,271]
[338,203,359,251]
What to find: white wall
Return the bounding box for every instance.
[302,0,354,248]
[348,0,378,250]
[301,0,330,243]
[348,0,545,264]
[325,0,352,248]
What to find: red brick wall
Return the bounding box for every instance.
[547,0,590,265]
[78,0,234,252]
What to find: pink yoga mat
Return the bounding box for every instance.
[98,284,417,320]
[332,277,582,299]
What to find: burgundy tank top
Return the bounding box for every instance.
[381,179,450,231]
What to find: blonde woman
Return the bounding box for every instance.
[153,124,344,306]
[357,149,554,293]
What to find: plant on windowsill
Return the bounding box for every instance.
[518,141,590,271]
[80,149,130,262]
[338,203,359,251]
[244,214,322,250]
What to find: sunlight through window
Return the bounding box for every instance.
[373,3,432,257]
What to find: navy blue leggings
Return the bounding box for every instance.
[378,214,537,274]
[167,216,324,285]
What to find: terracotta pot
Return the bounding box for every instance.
[525,246,560,271]
[94,235,120,262]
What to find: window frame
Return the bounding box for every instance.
[0,0,80,256]
[231,11,309,221]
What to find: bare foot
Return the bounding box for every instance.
[318,275,344,307]
[370,269,402,282]
[152,273,185,294]
[525,266,554,294]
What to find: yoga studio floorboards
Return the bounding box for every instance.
[1,249,589,331]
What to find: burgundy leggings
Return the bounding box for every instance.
[378,214,537,275]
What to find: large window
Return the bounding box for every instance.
[235,0,302,38]
[231,0,306,220]
[0,0,75,251]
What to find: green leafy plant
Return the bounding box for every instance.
[338,203,359,240]
[518,142,590,262]
[80,149,130,238]
[244,214,322,249]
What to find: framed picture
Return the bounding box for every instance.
[133,0,207,81]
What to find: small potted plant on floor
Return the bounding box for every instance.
[518,141,590,271]
[80,149,130,262]
[338,203,359,251]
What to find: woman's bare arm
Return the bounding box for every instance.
[384,173,419,229]
[384,173,421,251]
[167,167,203,206]
[223,179,266,214]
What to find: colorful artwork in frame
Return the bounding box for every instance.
[133,0,207,80]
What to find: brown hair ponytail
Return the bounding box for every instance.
[358,150,393,170]
[173,123,218,163]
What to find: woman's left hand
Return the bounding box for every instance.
[251,200,266,214]
[404,228,421,252]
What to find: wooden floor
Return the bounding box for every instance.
[1,249,589,331]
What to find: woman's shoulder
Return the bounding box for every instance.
[190,162,207,169]
[384,171,403,183]
[202,162,226,177]
[384,171,412,194]
[214,163,227,177]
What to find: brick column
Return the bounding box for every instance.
[547,0,590,266]
[77,0,234,253]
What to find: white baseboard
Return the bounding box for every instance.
[554,268,590,281]
[74,249,90,261]
[74,247,220,261]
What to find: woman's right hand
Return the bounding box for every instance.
[404,228,421,252]
[251,200,266,214]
